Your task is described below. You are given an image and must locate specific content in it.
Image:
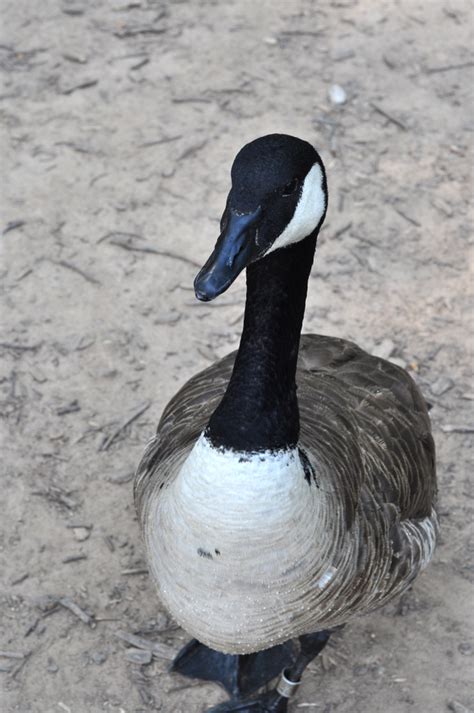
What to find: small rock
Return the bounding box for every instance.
[328,84,347,105]
[72,527,91,542]
[126,649,153,665]
[458,642,473,656]
[263,36,278,45]
[153,311,181,325]
[372,338,396,360]
[108,472,134,484]
[431,375,454,396]
[353,664,369,676]
[333,49,355,62]
[90,650,107,665]
[448,702,473,713]
[47,658,59,673]
[33,594,59,613]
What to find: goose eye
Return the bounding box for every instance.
[282,178,299,197]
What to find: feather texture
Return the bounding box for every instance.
[134,334,437,653]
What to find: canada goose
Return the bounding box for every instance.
[134,134,438,712]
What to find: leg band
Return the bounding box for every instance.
[276,668,301,698]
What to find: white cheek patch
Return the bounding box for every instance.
[266,162,326,255]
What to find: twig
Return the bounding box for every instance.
[3,220,25,235]
[24,618,40,637]
[392,206,421,227]
[11,572,29,586]
[59,597,95,626]
[0,341,42,352]
[108,236,201,268]
[172,96,212,104]
[0,651,26,659]
[99,400,151,451]
[441,424,474,434]
[62,554,88,564]
[31,486,78,510]
[279,29,327,37]
[333,222,352,239]
[114,27,166,38]
[121,568,148,576]
[61,79,98,95]
[138,134,182,148]
[426,61,474,74]
[97,230,142,244]
[130,57,149,70]
[53,260,101,285]
[57,400,81,416]
[177,139,208,161]
[370,103,407,131]
[115,630,175,659]
[10,651,32,679]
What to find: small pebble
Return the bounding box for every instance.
[90,650,108,665]
[72,527,91,542]
[458,642,473,656]
[448,702,473,713]
[431,375,454,396]
[108,472,134,484]
[328,83,347,105]
[263,36,278,45]
[126,649,153,665]
[47,658,59,673]
[372,338,396,360]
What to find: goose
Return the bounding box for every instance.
[134,134,438,712]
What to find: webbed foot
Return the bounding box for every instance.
[208,690,288,713]
[171,639,296,698]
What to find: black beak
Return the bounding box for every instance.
[194,206,262,302]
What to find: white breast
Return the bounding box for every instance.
[144,435,333,653]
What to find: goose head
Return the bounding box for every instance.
[194,133,327,302]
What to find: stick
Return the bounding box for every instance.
[178,139,208,161]
[62,554,87,563]
[54,260,101,285]
[2,220,25,234]
[370,103,407,131]
[62,79,98,95]
[441,424,474,434]
[109,237,201,268]
[59,597,95,626]
[0,341,42,352]
[139,134,182,148]
[100,401,151,451]
[279,29,327,37]
[426,61,474,74]
[393,206,421,227]
[115,630,175,659]
[333,222,352,239]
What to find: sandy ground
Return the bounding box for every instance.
[1,1,473,712]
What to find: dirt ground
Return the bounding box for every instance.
[1,1,473,712]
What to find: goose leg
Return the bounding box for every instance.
[207,631,331,713]
[171,638,296,698]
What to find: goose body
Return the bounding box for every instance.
[135,335,437,653]
[134,134,437,707]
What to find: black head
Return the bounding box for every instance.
[194,134,327,301]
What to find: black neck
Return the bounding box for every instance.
[207,233,317,451]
